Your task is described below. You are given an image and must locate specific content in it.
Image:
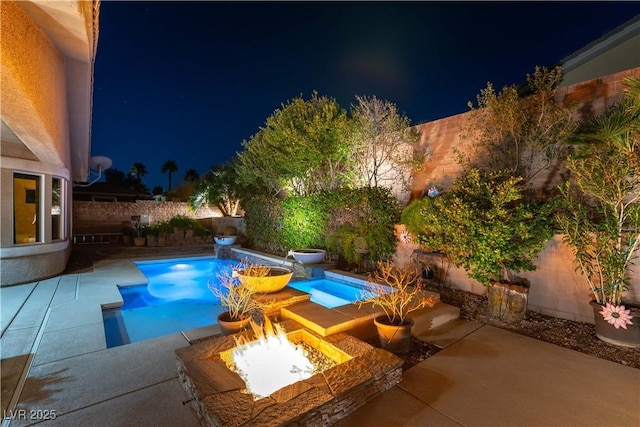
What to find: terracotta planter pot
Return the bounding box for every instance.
[133,236,146,247]
[217,312,251,336]
[590,301,640,348]
[374,316,414,355]
[487,280,530,323]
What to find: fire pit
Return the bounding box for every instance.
[176,320,403,426]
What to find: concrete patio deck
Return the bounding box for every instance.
[1,247,638,426]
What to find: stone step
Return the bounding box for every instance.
[409,302,461,337]
[416,318,484,349]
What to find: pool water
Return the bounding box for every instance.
[287,278,374,309]
[102,257,371,348]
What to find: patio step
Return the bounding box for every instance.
[409,302,461,337]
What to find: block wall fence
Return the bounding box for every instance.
[72,200,223,235]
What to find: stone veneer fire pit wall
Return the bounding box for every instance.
[176,320,403,426]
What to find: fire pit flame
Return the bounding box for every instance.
[225,319,317,399]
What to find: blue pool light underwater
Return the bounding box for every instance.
[102,257,375,347]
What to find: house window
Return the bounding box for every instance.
[14,173,40,244]
[52,177,64,240]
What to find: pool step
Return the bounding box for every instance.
[304,288,351,308]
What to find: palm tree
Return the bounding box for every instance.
[129,162,147,183]
[161,160,178,192]
[184,168,200,185]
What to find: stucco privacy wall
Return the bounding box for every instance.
[410,67,640,197]
[72,200,223,234]
[396,228,639,324]
[402,68,640,322]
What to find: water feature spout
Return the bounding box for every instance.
[283,250,309,279]
[284,250,295,265]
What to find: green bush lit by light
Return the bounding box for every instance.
[243,187,400,263]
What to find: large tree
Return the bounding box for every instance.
[236,92,353,196]
[460,66,577,191]
[161,160,178,192]
[189,162,242,216]
[349,95,422,193]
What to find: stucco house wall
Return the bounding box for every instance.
[1,1,98,286]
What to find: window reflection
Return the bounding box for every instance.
[52,177,63,240]
[14,173,40,244]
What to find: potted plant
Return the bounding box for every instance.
[130,220,147,247]
[209,267,262,336]
[145,223,160,247]
[358,260,438,354]
[555,77,640,348]
[402,168,555,323]
[155,220,172,246]
[169,214,193,239]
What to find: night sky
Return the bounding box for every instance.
[91,1,640,192]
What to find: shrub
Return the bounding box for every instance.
[243,187,400,263]
[402,168,555,285]
[169,214,193,230]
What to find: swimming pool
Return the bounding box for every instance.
[102,257,370,347]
